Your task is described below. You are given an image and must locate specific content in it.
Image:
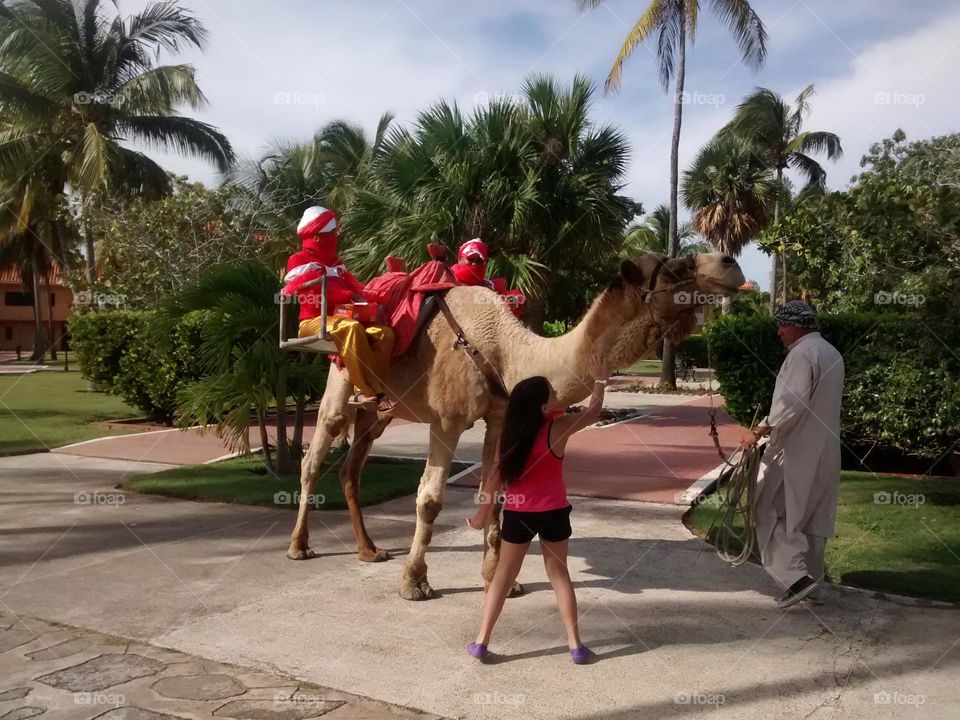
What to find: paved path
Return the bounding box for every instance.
[53,391,744,505]
[1,453,957,719]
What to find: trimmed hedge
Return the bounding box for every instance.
[69,310,205,424]
[705,313,960,459]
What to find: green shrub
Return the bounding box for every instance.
[676,333,708,368]
[705,313,960,459]
[69,311,205,424]
[542,320,567,337]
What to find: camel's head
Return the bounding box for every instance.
[617,252,745,315]
[595,252,745,372]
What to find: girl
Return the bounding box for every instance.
[466,355,609,664]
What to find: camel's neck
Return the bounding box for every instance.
[503,288,658,405]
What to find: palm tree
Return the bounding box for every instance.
[346,75,636,328]
[167,261,327,475]
[234,113,396,245]
[0,0,234,286]
[623,203,709,256]
[681,136,775,257]
[579,0,767,386]
[720,85,842,309]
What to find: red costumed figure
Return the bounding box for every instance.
[283,206,394,407]
[451,238,524,318]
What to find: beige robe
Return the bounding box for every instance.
[756,332,845,542]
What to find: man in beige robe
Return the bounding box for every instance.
[744,300,845,608]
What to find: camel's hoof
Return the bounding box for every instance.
[399,580,435,601]
[286,547,317,561]
[483,581,524,597]
[359,547,391,563]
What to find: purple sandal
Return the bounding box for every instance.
[466,642,489,660]
[570,646,592,665]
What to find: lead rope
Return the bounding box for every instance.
[699,340,764,566]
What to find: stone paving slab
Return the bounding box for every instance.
[0,613,442,720]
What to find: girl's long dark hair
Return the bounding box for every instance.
[497,376,551,485]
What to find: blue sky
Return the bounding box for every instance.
[124,0,960,288]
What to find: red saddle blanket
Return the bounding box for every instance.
[365,245,457,357]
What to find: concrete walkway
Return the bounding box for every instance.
[1,452,958,719]
[52,391,744,505]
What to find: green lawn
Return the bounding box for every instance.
[623,359,661,374]
[689,471,960,604]
[0,369,139,455]
[119,453,435,510]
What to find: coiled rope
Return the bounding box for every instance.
[702,341,764,566]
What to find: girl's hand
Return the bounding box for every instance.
[587,352,610,382]
[466,513,486,530]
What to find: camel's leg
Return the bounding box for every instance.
[399,420,463,600]
[339,407,393,562]
[287,364,354,560]
[479,416,524,598]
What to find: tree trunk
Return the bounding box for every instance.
[83,211,97,288]
[659,20,686,389]
[524,292,547,334]
[44,278,57,360]
[292,390,306,466]
[256,406,273,472]
[768,167,783,314]
[274,373,291,475]
[781,253,788,304]
[29,258,45,361]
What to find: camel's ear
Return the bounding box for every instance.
[619,259,644,286]
[620,254,667,287]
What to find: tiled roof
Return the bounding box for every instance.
[0,267,67,286]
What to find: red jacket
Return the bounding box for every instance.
[284,238,366,322]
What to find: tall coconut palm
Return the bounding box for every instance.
[682,136,775,257]
[347,75,636,328]
[579,0,767,386]
[721,85,842,309]
[623,203,708,256]
[0,0,234,286]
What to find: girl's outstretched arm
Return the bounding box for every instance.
[552,353,610,454]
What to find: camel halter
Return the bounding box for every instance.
[641,255,697,303]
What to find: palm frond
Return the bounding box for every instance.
[606,0,665,91]
[709,0,767,69]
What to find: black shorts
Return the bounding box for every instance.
[501,505,572,544]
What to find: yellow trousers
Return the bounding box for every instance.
[299,316,394,396]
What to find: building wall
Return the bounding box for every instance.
[0,284,73,352]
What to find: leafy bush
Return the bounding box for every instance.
[705,313,960,458]
[675,333,708,368]
[69,311,204,424]
[542,320,567,337]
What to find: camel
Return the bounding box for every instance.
[286,252,745,600]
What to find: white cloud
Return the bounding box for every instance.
[113,0,960,290]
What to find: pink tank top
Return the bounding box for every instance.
[503,421,568,512]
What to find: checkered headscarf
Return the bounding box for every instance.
[774,300,818,329]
